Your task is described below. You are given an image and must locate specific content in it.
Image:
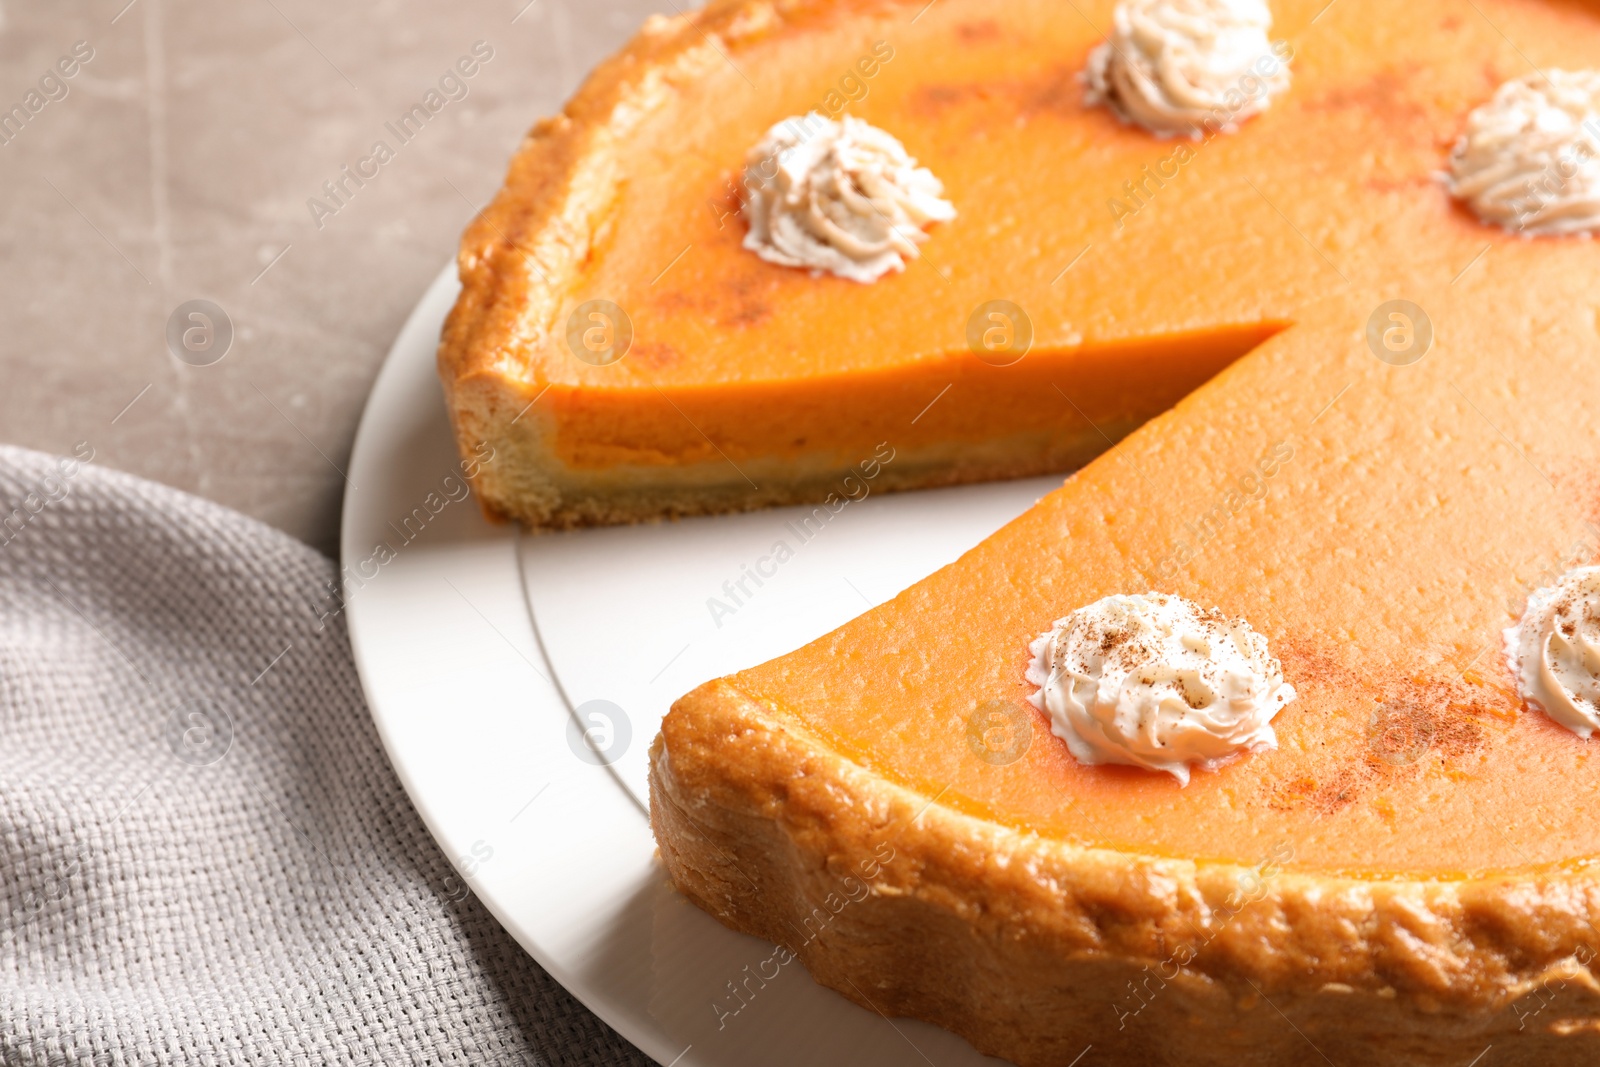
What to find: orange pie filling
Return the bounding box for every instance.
[455,0,1600,879]
[636,0,1600,881]
[723,285,1600,880]
[541,325,1278,473]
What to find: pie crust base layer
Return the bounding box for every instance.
[652,680,1600,1067]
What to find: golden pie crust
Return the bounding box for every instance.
[653,682,1600,1066]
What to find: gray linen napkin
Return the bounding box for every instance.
[0,445,650,1067]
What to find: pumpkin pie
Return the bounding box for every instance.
[443,0,1600,1060]
[439,0,1296,527]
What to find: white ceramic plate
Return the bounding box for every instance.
[342,263,1057,1066]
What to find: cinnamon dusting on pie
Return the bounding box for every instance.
[1265,644,1511,815]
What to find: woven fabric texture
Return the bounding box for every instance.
[0,445,650,1067]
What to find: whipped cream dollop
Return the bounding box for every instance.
[1026,592,1296,784]
[1504,565,1600,736]
[739,113,956,283]
[1085,0,1290,138]
[1447,70,1600,236]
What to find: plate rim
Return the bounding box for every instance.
[340,262,1006,1067]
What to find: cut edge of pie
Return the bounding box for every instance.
[435,0,1271,530]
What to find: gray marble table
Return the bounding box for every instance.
[1,0,664,556]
